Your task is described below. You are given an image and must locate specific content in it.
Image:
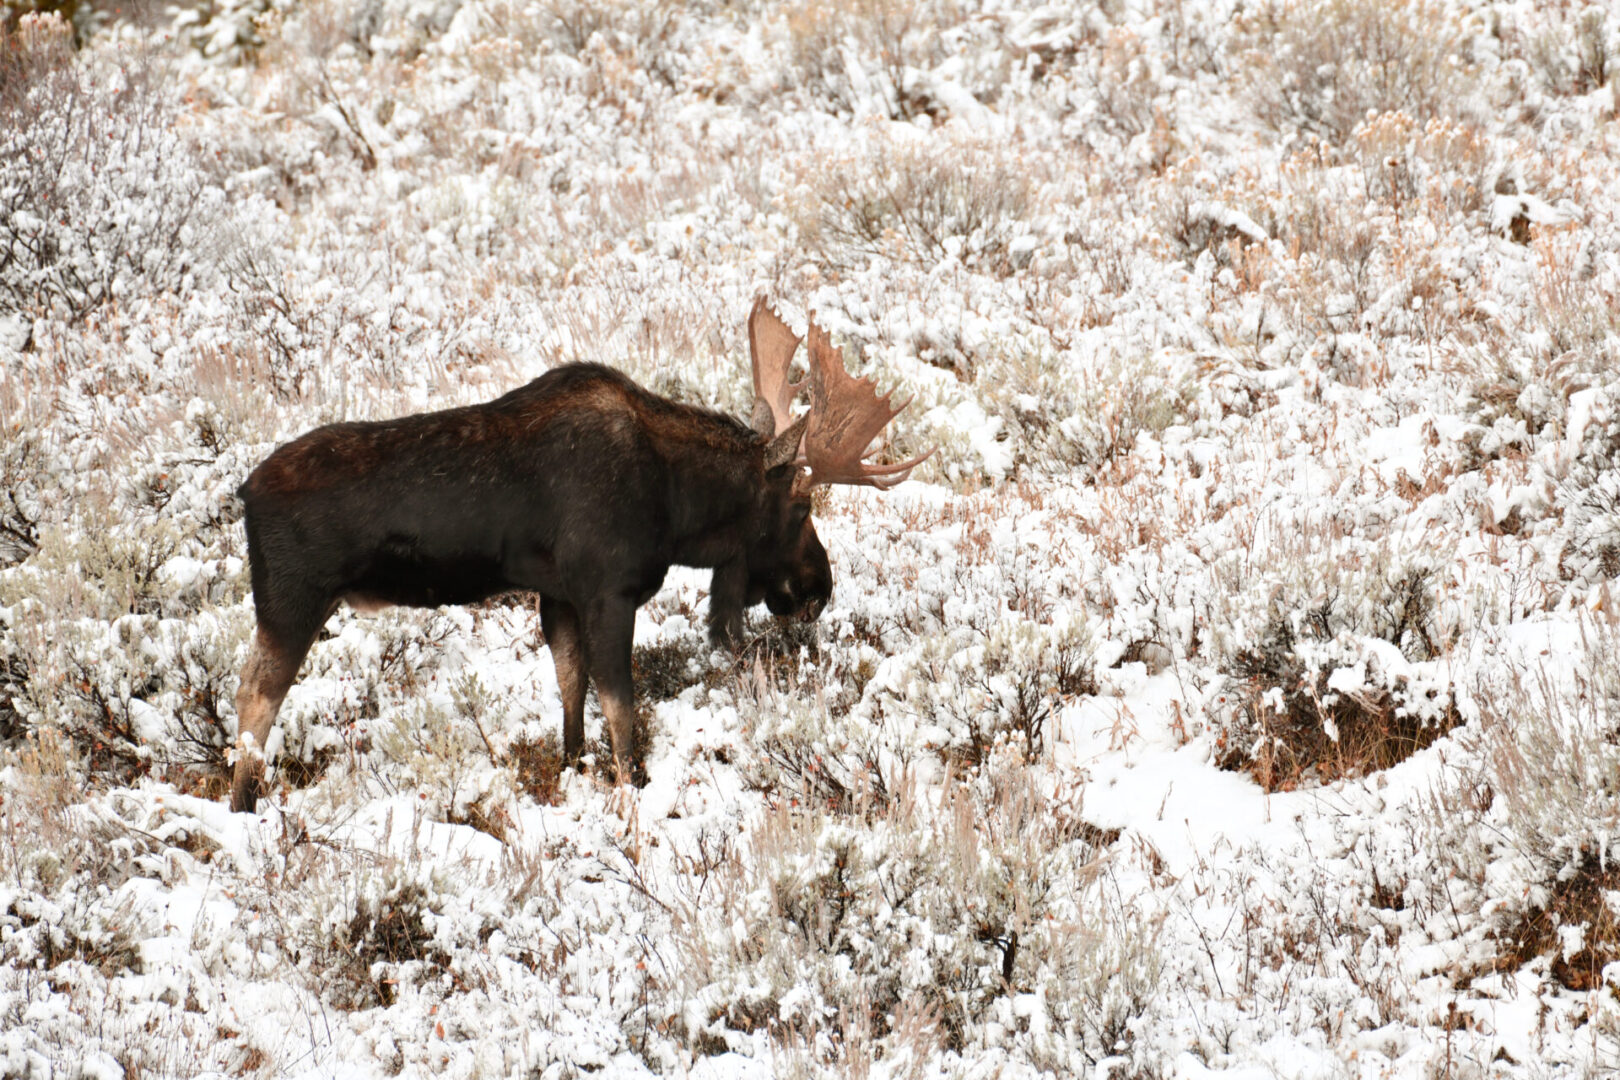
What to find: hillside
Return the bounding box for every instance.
[3,1,1620,1076]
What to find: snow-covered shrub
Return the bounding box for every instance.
[792,129,1041,276]
[160,610,257,785]
[1352,110,1492,222]
[1449,234,1619,484]
[1176,829,1442,1058]
[171,0,275,62]
[287,842,462,1009]
[741,672,898,816]
[1051,21,1185,168]
[1008,345,1197,472]
[0,14,226,321]
[0,857,146,975]
[0,641,23,743]
[221,230,508,413]
[0,498,252,785]
[1552,383,1620,586]
[253,607,456,798]
[524,0,682,65]
[1155,187,1271,274]
[673,762,1154,1071]
[0,431,41,568]
[1233,0,1480,142]
[777,0,974,121]
[1560,470,1620,582]
[633,631,715,703]
[0,603,254,786]
[9,511,192,619]
[1207,540,1461,789]
[1527,228,1620,391]
[1461,346,1564,448]
[1500,2,1618,98]
[504,729,567,805]
[250,0,401,173]
[361,649,524,829]
[0,746,154,975]
[1,0,95,39]
[1452,620,1620,991]
[891,614,1094,767]
[220,242,324,400]
[1494,851,1620,993]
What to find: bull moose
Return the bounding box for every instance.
[229,300,931,811]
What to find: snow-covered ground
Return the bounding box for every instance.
[3,0,1620,1075]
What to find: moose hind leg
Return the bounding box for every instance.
[541,597,587,762]
[581,597,639,786]
[231,623,318,813]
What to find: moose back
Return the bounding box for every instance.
[229,300,931,811]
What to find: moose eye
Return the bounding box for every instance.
[789,503,812,527]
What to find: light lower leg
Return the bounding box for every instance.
[230,627,300,812]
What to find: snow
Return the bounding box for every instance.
[3,0,1620,1077]
[1490,193,1570,234]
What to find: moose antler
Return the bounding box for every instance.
[748,297,805,438]
[800,316,934,490]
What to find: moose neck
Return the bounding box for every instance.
[654,412,770,569]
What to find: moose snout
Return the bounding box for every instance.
[765,581,800,617]
[765,575,829,623]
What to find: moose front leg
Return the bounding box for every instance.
[707,558,748,649]
[582,595,639,785]
[541,596,587,762]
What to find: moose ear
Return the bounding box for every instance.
[750,397,776,437]
[763,414,808,471]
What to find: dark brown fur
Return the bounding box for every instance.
[230,363,829,811]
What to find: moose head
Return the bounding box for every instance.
[710,299,934,644]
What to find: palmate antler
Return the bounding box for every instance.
[748,297,804,439]
[801,319,934,489]
[747,297,934,489]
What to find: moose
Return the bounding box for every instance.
[228,300,931,812]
